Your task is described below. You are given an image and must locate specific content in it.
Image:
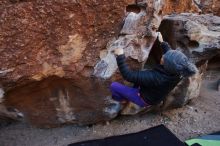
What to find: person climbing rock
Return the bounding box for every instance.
[110,32,198,110]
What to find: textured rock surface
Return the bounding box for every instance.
[0,0,135,127]
[162,0,220,16]
[0,0,219,127]
[0,0,134,86]
[5,77,121,127]
[159,14,220,63]
[163,62,208,109]
[197,0,220,16]
[162,0,200,14]
[1,0,167,127]
[93,0,163,79]
[158,14,220,108]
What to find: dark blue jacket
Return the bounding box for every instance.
[116,42,182,105]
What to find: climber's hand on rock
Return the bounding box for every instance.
[113,48,124,56]
[157,32,164,43]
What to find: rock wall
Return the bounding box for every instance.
[159,14,220,63]
[162,0,200,14]
[0,0,134,87]
[0,0,219,127]
[157,13,220,108]
[0,0,136,127]
[197,0,220,16]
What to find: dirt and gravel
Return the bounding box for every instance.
[0,70,219,146]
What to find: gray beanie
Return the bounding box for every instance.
[163,50,198,77]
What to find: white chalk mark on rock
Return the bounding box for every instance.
[0,88,5,103]
[0,68,14,75]
[56,89,76,123]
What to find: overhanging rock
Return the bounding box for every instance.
[0,0,219,127]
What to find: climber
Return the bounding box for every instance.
[110,32,198,108]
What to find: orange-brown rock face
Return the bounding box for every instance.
[0,0,219,127]
[5,77,122,127]
[0,0,134,86]
[1,0,166,127]
[199,0,220,16]
[0,0,135,127]
[162,0,200,14]
[162,0,220,16]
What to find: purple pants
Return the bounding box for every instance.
[110,82,148,107]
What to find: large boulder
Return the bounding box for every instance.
[158,13,220,108]
[93,0,164,79]
[162,0,220,16]
[0,0,135,128]
[0,0,166,127]
[121,13,220,113]
[0,0,219,127]
[159,13,220,64]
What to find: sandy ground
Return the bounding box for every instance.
[0,70,219,146]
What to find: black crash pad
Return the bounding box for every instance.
[68,125,185,146]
